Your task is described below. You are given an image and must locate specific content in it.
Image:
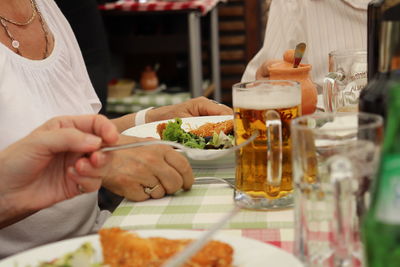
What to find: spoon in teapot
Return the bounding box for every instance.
[293,42,306,68]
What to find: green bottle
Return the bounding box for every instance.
[361,80,400,267]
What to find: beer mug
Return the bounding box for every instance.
[323,50,367,112]
[232,80,301,210]
[291,112,383,267]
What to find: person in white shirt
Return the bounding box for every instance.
[0,114,118,229]
[0,0,231,257]
[242,0,369,86]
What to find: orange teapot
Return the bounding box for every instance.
[266,50,317,115]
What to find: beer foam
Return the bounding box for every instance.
[233,86,301,109]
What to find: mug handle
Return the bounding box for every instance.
[323,72,345,112]
[265,110,283,186]
[327,155,356,264]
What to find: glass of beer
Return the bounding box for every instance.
[233,80,301,210]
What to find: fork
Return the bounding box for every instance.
[194,177,235,189]
[100,131,259,161]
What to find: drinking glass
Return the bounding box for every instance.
[323,50,367,112]
[291,112,383,267]
[232,80,301,210]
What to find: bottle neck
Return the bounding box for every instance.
[378,20,400,73]
[383,82,400,153]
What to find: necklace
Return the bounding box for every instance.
[0,0,49,59]
[0,0,36,26]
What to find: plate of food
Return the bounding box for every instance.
[122,115,235,168]
[0,228,303,267]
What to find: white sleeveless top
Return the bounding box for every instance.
[0,0,108,258]
[242,0,369,86]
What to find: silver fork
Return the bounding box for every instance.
[100,131,259,161]
[194,177,235,189]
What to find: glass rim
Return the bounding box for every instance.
[291,112,383,132]
[232,80,300,90]
[329,49,367,57]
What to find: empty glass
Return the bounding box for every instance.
[291,112,383,267]
[323,50,367,112]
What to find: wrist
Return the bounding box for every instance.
[134,107,154,126]
[0,191,30,228]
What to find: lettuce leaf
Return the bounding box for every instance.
[162,118,206,149]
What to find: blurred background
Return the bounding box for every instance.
[58,0,271,116]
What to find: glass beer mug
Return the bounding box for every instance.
[323,50,367,112]
[232,80,301,210]
[291,112,383,267]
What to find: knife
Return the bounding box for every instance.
[161,206,240,267]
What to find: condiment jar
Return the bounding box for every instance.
[140,66,159,91]
[267,50,317,114]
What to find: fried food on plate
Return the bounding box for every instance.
[189,120,233,137]
[155,118,234,149]
[99,228,234,267]
[156,119,233,139]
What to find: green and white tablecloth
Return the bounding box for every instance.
[107,92,191,114]
[102,167,295,253]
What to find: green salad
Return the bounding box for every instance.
[161,118,234,149]
[35,242,104,267]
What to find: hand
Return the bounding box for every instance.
[74,135,194,202]
[0,115,119,227]
[255,59,281,80]
[146,96,232,123]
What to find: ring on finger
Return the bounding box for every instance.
[144,184,160,195]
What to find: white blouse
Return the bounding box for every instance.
[242,0,369,86]
[0,0,107,258]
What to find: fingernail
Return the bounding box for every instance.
[85,135,101,146]
[68,166,78,176]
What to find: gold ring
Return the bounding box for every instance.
[144,184,160,195]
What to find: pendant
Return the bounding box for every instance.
[12,40,20,49]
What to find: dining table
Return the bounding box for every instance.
[101,164,295,254]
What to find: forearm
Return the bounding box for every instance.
[0,190,35,229]
[110,113,135,133]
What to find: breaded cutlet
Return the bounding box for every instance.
[189,120,233,137]
[99,228,233,267]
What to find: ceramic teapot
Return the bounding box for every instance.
[140,65,159,91]
[267,50,317,115]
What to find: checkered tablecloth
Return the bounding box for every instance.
[99,0,224,15]
[102,167,295,253]
[107,92,191,114]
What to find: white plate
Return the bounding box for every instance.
[122,115,235,168]
[0,230,303,267]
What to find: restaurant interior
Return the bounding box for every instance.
[1,0,400,266]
